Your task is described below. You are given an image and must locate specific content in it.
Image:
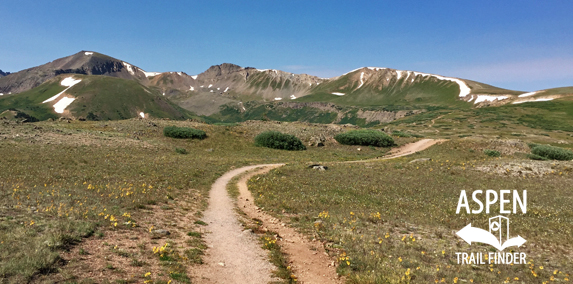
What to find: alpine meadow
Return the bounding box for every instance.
[2,1,573,283]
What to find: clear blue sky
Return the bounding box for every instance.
[2,0,572,91]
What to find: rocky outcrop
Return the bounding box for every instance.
[356,109,423,123]
[0,69,9,77]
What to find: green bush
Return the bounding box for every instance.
[335,130,394,147]
[175,147,188,154]
[254,131,306,151]
[163,126,206,139]
[484,149,501,157]
[531,145,573,161]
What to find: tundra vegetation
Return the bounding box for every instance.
[0,111,572,283]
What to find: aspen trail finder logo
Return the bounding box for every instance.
[454,190,528,265]
[456,216,526,251]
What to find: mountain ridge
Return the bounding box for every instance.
[1,51,572,124]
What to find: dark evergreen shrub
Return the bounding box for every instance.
[163,126,207,139]
[530,145,573,161]
[334,130,394,147]
[254,131,306,151]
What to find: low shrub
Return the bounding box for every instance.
[335,130,394,147]
[254,131,306,151]
[530,145,573,161]
[527,153,549,161]
[163,126,206,139]
[484,149,501,157]
[175,147,188,154]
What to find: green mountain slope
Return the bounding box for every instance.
[0,75,197,121]
[297,68,520,108]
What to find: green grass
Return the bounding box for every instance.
[0,79,64,121]
[502,100,573,132]
[0,119,389,282]
[249,140,573,283]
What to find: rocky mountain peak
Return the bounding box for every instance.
[202,63,244,78]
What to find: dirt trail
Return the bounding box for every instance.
[194,164,284,284]
[345,138,446,163]
[428,115,444,133]
[196,139,444,283]
[237,167,343,284]
[383,138,446,159]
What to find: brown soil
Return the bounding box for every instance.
[384,138,447,159]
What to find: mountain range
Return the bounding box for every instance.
[1,51,572,124]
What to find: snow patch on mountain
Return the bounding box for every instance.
[332,92,345,96]
[142,70,161,77]
[274,97,282,101]
[190,86,194,91]
[53,97,75,113]
[257,69,278,74]
[518,91,539,98]
[342,67,364,76]
[122,62,135,75]
[224,87,229,92]
[474,95,508,104]
[42,77,82,103]
[84,52,93,56]
[290,95,297,100]
[406,71,471,98]
[357,72,365,89]
[512,98,554,104]
[191,75,198,80]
